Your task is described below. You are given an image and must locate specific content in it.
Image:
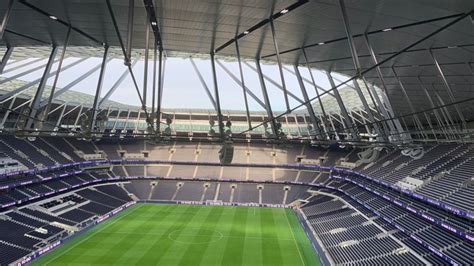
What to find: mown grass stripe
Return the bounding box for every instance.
[220,207,248,265]
[261,208,283,265]
[286,209,321,266]
[177,205,226,265]
[40,204,144,265]
[136,204,202,265]
[100,204,176,264]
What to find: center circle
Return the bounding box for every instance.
[168,228,223,244]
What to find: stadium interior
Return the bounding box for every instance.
[0,0,473,265]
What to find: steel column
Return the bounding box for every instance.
[0,0,15,41]
[338,0,386,140]
[0,46,14,73]
[363,33,400,126]
[269,18,290,111]
[26,46,59,129]
[235,39,251,129]
[42,26,72,123]
[90,46,109,132]
[143,16,150,105]
[392,67,426,139]
[417,77,451,140]
[126,0,134,64]
[302,48,330,125]
[152,41,157,115]
[256,59,278,138]
[156,46,163,133]
[106,0,154,132]
[294,65,324,140]
[434,91,460,140]
[429,49,466,127]
[326,72,358,140]
[210,53,224,138]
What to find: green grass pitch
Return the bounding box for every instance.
[32,204,320,266]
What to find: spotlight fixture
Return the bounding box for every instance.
[49,15,58,20]
[243,30,249,35]
[280,9,289,14]
[317,42,325,45]
[382,28,392,32]
[151,21,157,26]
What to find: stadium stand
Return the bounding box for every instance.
[0,136,472,265]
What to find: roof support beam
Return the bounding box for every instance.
[41,26,72,124]
[235,39,252,130]
[73,105,84,129]
[0,58,61,86]
[338,0,386,141]
[243,62,305,104]
[143,0,164,52]
[53,103,67,129]
[282,65,335,98]
[301,48,330,136]
[215,0,308,53]
[417,77,454,141]
[99,60,139,108]
[256,59,278,138]
[1,57,43,75]
[434,92,460,140]
[262,13,466,59]
[4,29,49,45]
[25,46,58,129]
[89,46,109,132]
[392,67,427,140]
[238,10,472,137]
[363,33,405,137]
[216,60,266,109]
[294,65,325,140]
[126,0,134,64]
[428,49,466,128]
[0,0,15,41]
[0,96,15,128]
[156,45,164,133]
[151,40,157,116]
[0,46,13,74]
[106,0,154,132]
[143,15,150,105]
[19,0,103,45]
[39,58,106,107]
[327,72,358,140]
[269,18,290,112]
[210,53,224,139]
[189,57,217,110]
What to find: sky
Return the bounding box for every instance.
[1,55,352,112]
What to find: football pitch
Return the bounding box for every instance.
[32,203,320,266]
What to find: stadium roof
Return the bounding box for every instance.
[1,0,473,143]
[1,0,473,114]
